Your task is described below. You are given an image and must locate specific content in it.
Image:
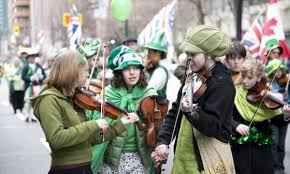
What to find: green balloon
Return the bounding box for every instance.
[111,0,132,22]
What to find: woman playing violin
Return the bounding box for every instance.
[231,58,283,174]
[31,49,138,174]
[151,25,236,174]
[90,46,157,174]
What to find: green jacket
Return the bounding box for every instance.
[31,87,126,167]
[103,85,157,170]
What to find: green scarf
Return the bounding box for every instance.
[234,86,282,122]
[105,85,157,112]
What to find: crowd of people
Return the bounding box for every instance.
[0,24,289,174]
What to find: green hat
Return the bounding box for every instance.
[77,38,101,59]
[265,58,287,77]
[180,25,232,57]
[108,45,144,71]
[265,38,283,56]
[144,32,168,53]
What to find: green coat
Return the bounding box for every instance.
[89,85,157,171]
[31,87,126,167]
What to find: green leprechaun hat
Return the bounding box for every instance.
[264,58,287,77]
[144,32,168,53]
[108,45,144,71]
[265,38,283,57]
[77,38,101,59]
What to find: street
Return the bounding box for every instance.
[0,78,290,174]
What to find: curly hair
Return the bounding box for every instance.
[111,69,147,88]
[240,58,265,79]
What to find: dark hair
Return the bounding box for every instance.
[111,69,147,88]
[174,65,186,82]
[149,48,167,59]
[225,41,246,59]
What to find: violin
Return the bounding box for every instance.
[73,81,127,119]
[191,74,207,102]
[74,81,147,129]
[246,77,283,109]
[138,96,169,147]
[276,73,288,87]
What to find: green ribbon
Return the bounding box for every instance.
[231,126,272,145]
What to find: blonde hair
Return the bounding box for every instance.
[240,57,264,79]
[46,49,87,96]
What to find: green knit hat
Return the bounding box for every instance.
[265,38,283,56]
[144,32,168,53]
[77,38,101,59]
[180,25,232,57]
[265,58,287,77]
[108,45,144,71]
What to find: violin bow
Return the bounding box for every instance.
[169,57,192,143]
[86,41,102,89]
[248,61,283,127]
[100,42,106,122]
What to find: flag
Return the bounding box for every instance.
[259,0,290,62]
[241,11,265,58]
[68,16,81,49]
[138,0,178,48]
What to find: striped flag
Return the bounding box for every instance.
[241,12,265,58]
[138,0,178,48]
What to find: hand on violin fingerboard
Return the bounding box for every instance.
[121,113,139,124]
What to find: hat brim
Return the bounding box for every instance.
[179,41,205,55]
[144,44,167,53]
[114,61,144,71]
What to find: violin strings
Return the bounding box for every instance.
[170,58,191,143]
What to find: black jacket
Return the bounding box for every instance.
[158,62,235,146]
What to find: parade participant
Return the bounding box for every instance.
[231,58,283,174]
[151,25,236,174]
[21,49,46,122]
[265,38,283,64]
[143,32,169,99]
[223,41,247,85]
[92,45,157,174]
[7,59,25,115]
[78,38,102,79]
[264,58,289,174]
[31,49,138,174]
[122,38,138,51]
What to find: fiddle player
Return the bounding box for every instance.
[31,49,138,174]
[151,25,236,174]
[91,46,158,174]
[230,58,283,174]
[265,58,289,174]
[223,41,247,85]
[143,32,169,100]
